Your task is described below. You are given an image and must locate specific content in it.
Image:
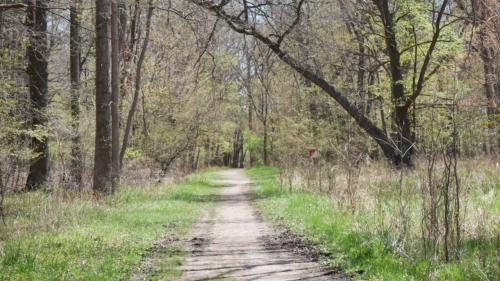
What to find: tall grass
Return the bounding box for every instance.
[246,161,500,280]
[0,170,223,280]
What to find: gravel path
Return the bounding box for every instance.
[176,169,347,281]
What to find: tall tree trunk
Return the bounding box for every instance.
[367,71,377,116]
[25,0,49,190]
[120,0,154,167]
[70,1,82,189]
[193,148,200,170]
[204,138,210,167]
[118,1,128,115]
[70,1,83,187]
[0,166,4,225]
[245,40,256,167]
[118,1,128,51]
[481,44,497,154]
[223,152,231,167]
[375,0,413,165]
[129,0,140,57]
[93,0,112,195]
[215,144,220,165]
[111,1,120,189]
[239,149,246,168]
[248,97,256,166]
[0,6,3,49]
[263,121,268,166]
[231,129,242,168]
[355,28,366,112]
[475,0,499,154]
[296,4,319,128]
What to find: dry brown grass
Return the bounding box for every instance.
[279,155,500,252]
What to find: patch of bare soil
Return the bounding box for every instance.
[131,217,211,281]
[131,223,183,281]
[261,228,352,279]
[174,169,351,281]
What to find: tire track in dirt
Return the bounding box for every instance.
[176,169,349,280]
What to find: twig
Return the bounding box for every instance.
[194,18,219,67]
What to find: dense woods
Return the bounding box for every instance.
[1,0,500,278]
[0,0,498,188]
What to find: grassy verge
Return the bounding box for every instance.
[246,166,500,281]
[0,170,223,280]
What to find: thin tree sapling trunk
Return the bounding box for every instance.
[120,0,154,167]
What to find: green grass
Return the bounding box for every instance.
[246,166,500,281]
[0,170,224,280]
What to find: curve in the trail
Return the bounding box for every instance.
[176,169,343,281]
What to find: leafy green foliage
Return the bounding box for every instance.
[244,129,263,161]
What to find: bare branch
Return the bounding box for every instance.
[194,18,219,67]
[190,0,396,161]
[277,0,305,45]
[0,4,25,9]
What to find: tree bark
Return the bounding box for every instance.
[25,0,49,190]
[263,120,268,166]
[373,0,412,165]
[231,129,242,168]
[354,25,366,113]
[93,0,112,195]
[204,138,210,167]
[118,1,128,51]
[193,148,200,170]
[129,0,140,57]
[481,43,497,154]
[111,1,120,190]
[70,1,82,189]
[0,7,3,48]
[475,0,499,154]
[244,39,256,167]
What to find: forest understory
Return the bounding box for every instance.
[0,157,499,280]
[1,0,500,279]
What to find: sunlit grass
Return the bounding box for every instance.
[0,170,223,280]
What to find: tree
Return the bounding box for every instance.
[239,37,272,166]
[111,0,121,190]
[191,0,455,165]
[471,0,500,153]
[69,0,82,189]
[93,0,112,195]
[242,38,257,166]
[25,0,49,190]
[120,0,154,168]
[249,50,274,166]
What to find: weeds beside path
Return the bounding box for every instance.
[246,166,500,280]
[0,171,222,280]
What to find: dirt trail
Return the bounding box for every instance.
[176,169,346,281]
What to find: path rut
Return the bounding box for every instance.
[176,169,345,280]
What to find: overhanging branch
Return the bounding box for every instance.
[190,0,396,161]
[0,4,25,9]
